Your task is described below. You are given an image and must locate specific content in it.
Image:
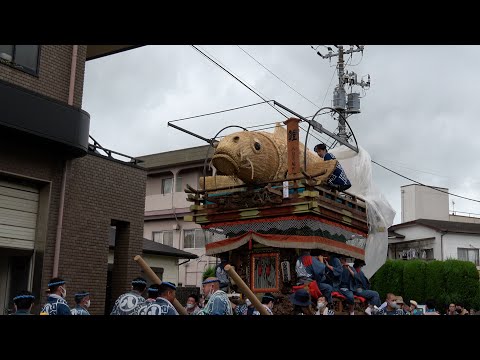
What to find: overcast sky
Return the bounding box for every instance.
[83,45,480,225]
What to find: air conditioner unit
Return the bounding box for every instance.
[172,223,180,230]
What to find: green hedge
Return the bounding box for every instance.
[371,260,405,301]
[403,260,426,303]
[424,260,447,306]
[443,259,479,309]
[371,259,480,310]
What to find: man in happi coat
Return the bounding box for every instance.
[197,277,233,315]
[110,277,147,315]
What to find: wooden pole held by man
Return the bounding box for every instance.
[134,255,188,315]
[224,264,271,315]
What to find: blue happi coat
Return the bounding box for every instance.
[324,153,351,188]
[110,290,145,315]
[198,290,233,315]
[41,294,71,315]
[354,268,371,290]
[142,297,178,315]
[325,256,343,288]
[71,305,90,315]
[296,254,327,283]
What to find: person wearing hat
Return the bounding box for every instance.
[253,293,276,315]
[408,300,422,315]
[198,277,233,315]
[40,277,71,315]
[12,290,35,315]
[314,143,351,192]
[290,288,314,315]
[143,282,179,315]
[110,277,147,315]
[136,284,161,315]
[395,296,410,315]
[352,259,381,315]
[71,291,91,315]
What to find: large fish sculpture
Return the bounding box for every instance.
[200,124,336,190]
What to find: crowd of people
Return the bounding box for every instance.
[7,251,479,315]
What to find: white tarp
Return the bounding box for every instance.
[331,145,396,278]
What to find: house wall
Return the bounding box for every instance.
[144,163,217,288]
[108,250,179,285]
[389,225,480,269]
[144,218,217,287]
[443,233,480,266]
[145,168,202,212]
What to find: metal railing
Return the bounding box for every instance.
[88,135,144,165]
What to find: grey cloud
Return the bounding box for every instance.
[83,45,480,223]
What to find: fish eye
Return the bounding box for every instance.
[254,142,261,151]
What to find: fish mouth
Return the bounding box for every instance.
[212,153,240,175]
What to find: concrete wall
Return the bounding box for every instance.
[401,184,449,222]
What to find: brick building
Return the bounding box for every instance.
[0,45,147,314]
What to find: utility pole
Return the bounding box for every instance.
[314,45,371,142]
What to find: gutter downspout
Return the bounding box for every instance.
[53,45,78,277]
[440,230,447,261]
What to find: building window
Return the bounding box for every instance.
[0,45,39,75]
[250,252,280,293]
[458,248,479,266]
[183,229,208,249]
[153,231,173,247]
[398,248,434,260]
[175,176,183,193]
[162,178,173,194]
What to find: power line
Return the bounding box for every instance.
[321,66,338,108]
[168,100,272,123]
[191,45,288,119]
[245,122,279,129]
[236,45,321,109]
[191,46,339,147]
[372,159,480,203]
[374,158,450,179]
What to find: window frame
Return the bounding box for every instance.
[0,45,40,76]
[161,177,173,195]
[175,176,183,193]
[183,229,209,249]
[152,230,174,247]
[457,247,479,266]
